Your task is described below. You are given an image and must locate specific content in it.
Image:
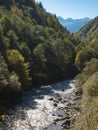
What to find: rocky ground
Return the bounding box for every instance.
[0,80,81,130]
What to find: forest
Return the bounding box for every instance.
[0,0,79,108]
[0,0,98,130]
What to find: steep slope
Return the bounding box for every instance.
[0,0,79,108]
[74,16,98,70]
[72,58,98,130]
[72,16,98,130]
[58,16,90,33]
[75,16,98,43]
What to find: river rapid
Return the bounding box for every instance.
[0,80,80,130]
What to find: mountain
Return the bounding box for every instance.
[75,16,98,69]
[0,0,79,108]
[58,16,90,33]
[73,16,98,130]
[75,16,98,43]
[0,1,98,130]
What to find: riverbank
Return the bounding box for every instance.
[0,80,81,130]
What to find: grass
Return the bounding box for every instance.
[71,58,98,130]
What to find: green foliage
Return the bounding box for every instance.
[0,53,21,92]
[6,49,31,90]
[75,43,98,70]
[0,54,9,91]
[73,17,98,129]
[0,54,21,107]
[8,72,21,92]
[76,58,98,87]
[73,58,98,130]
[75,16,98,44]
[0,0,79,107]
[19,42,31,60]
[0,2,97,128]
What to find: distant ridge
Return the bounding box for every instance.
[75,16,98,43]
[58,16,90,33]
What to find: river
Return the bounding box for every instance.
[0,80,80,130]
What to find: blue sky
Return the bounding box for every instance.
[35,0,98,19]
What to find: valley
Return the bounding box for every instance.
[0,0,98,130]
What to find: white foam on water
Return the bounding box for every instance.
[11,80,75,130]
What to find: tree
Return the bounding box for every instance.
[75,44,98,70]
[6,49,31,90]
[32,44,48,85]
[8,72,21,92]
[0,54,9,92]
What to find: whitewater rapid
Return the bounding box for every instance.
[2,80,78,130]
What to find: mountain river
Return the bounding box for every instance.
[0,80,80,130]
